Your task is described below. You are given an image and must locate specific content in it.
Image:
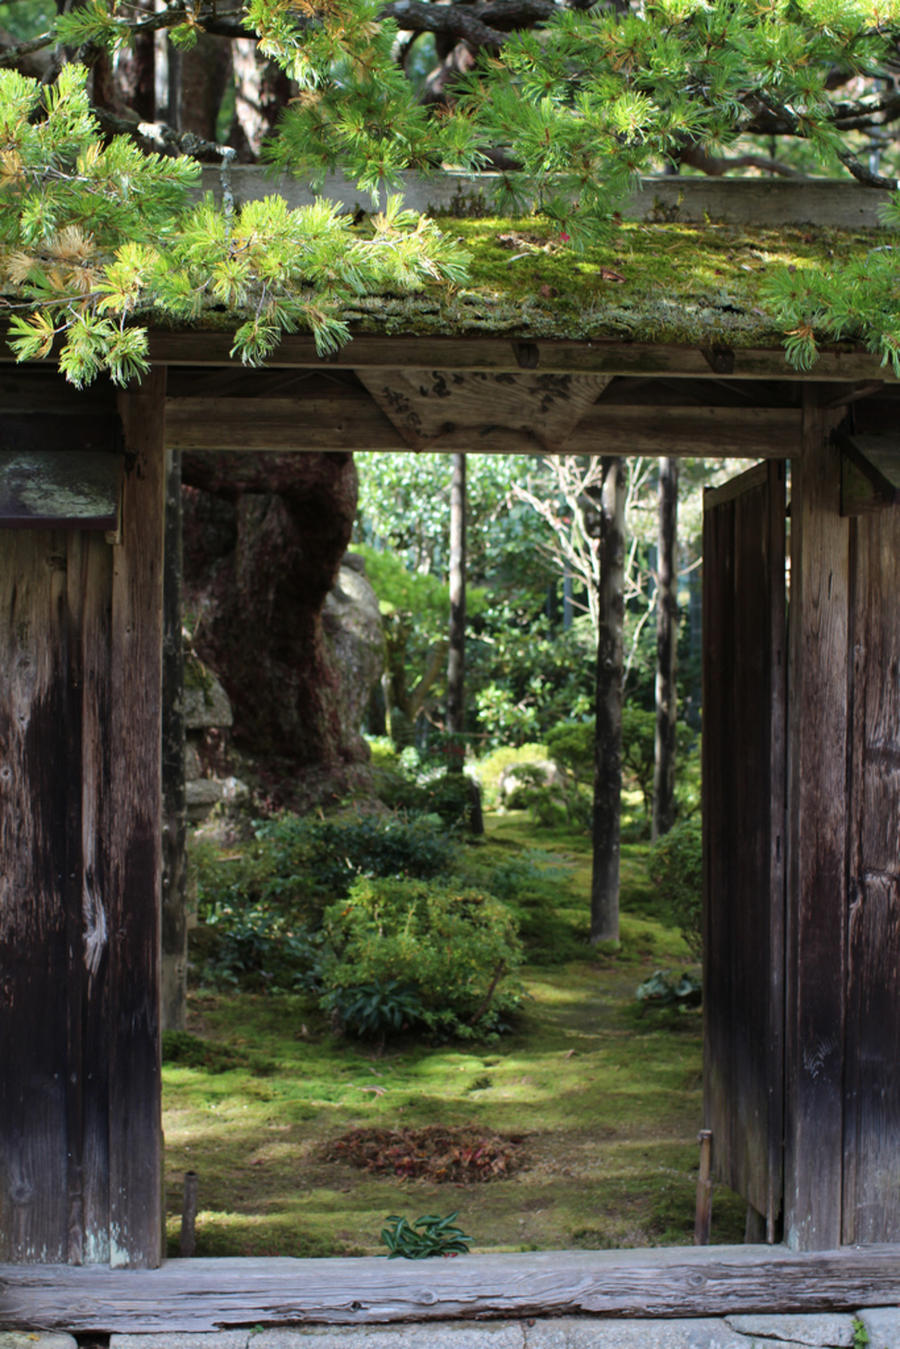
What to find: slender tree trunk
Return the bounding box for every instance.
[447,452,466,771]
[591,457,626,945]
[652,457,679,841]
[161,449,187,1031]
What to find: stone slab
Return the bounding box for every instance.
[256,1328,522,1349]
[519,1320,764,1348]
[857,1307,900,1349]
[0,1337,77,1349]
[111,1337,249,1349]
[726,1312,857,1345]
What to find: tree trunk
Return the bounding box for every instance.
[447,452,466,770]
[652,457,679,841]
[591,456,626,946]
[181,451,370,804]
[161,448,187,1032]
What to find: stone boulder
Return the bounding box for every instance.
[322,552,384,762]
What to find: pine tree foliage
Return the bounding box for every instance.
[3,1,900,379]
[0,67,468,383]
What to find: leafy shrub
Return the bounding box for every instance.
[367,738,481,832]
[468,851,583,964]
[197,905,324,992]
[320,875,524,1040]
[320,979,426,1040]
[621,707,698,825]
[647,815,703,957]
[191,810,458,991]
[475,742,548,808]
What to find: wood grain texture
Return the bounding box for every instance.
[357,370,610,450]
[164,394,802,456]
[702,461,786,1237]
[1,1247,899,1332]
[842,502,900,1244]
[107,370,167,1269]
[141,331,898,382]
[785,399,850,1251]
[0,531,72,1261]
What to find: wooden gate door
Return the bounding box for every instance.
[702,460,787,1241]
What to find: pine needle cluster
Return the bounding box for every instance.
[3,1,900,377]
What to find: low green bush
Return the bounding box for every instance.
[320,875,524,1040]
[474,742,548,809]
[469,851,583,964]
[647,815,703,957]
[191,810,459,990]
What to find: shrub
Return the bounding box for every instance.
[468,851,583,964]
[191,809,459,991]
[320,875,524,1040]
[647,815,703,957]
[366,738,481,832]
[475,742,548,809]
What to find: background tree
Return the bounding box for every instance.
[447,452,467,768]
[652,457,679,841]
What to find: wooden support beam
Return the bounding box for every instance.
[836,429,900,515]
[784,396,850,1251]
[164,394,406,451]
[108,371,167,1269]
[1,1246,899,1332]
[164,394,802,457]
[137,331,899,382]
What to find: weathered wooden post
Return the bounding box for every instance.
[0,368,167,1267]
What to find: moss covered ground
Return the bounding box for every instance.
[163,810,746,1257]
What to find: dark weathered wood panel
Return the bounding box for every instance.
[785,401,849,1251]
[1,1247,899,1332]
[0,532,72,1261]
[842,502,900,1244]
[107,371,167,1269]
[703,460,786,1237]
[70,532,115,1265]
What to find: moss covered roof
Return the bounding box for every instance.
[338,217,877,349]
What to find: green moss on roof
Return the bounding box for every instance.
[341,217,881,349]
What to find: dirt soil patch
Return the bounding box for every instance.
[324,1125,529,1183]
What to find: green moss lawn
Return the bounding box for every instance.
[163,809,745,1258]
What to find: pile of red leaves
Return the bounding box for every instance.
[324,1125,528,1183]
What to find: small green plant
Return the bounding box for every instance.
[852,1317,870,1348]
[380,1211,472,1258]
[320,978,425,1041]
[635,969,702,1014]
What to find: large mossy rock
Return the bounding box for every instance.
[181,451,381,805]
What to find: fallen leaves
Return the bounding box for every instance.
[324,1125,529,1183]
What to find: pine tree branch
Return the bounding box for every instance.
[94,105,236,161]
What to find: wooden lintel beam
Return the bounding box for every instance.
[165,397,803,457]
[164,396,407,452]
[1,1246,899,1332]
[836,429,900,515]
[136,332,900,383]
[566,404,802,458]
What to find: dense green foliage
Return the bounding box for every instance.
[4,4,900,380]
[321,875,525,1038]
[647,814,704,957]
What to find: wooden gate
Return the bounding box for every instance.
[702,460,787,1242]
